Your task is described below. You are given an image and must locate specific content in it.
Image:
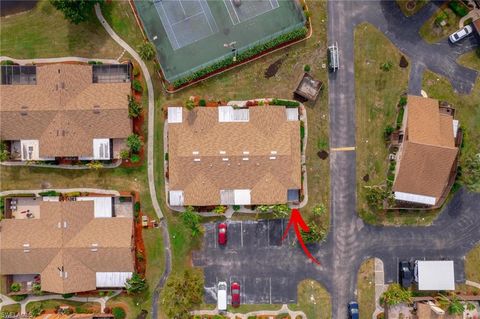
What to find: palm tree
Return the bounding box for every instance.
[436,293,475,315]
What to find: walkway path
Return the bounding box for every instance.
[0,56,119,64]
[0,188,120,197]
[191,304,306,319]
[372,258,386,319]
[94,5,172,319]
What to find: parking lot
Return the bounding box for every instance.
[192,219,322,305]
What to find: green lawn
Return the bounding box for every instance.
[357,259,376,319]
[458,50,480,71]
[1,304,21,314]
[466,244,480,283]
[0,0,122,59]
[289,279,332,319]
[422,70,480,192]
[419,6,460,44]
[354,23,419,225]
[396,0,429,17]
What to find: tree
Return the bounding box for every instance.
[384,124,394,140]
[272,204,290,218]
[182,206,201,237]
[10,282,21,292]
[29,304,43,317]
[128,95,143,118]
[112,307,126,319]
[138,42,156,61]
[437,293,476,315]
[461,153,480,192]
[50,0,103,24]
[161,270,204,319]
[380,283,412,306]
[0,141,10,162]
[125,273,147,294]
[126,134,143,153]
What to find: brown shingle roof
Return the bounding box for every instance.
[168,106,301,205]
[0,64,132,157]
[0,201,134,294]
[393,96,458,203]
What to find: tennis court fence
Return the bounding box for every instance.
[166,20,306,84]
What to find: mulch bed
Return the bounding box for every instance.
[317,150,329,160]
[264,57,285,78]
[399,55,409,68]
[132,191,147,275]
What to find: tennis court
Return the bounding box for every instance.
[134,0,305,82]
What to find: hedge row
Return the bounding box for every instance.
[271,98,300,107]
[172,27,308,88]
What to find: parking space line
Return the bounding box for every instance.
[214,226,217,248]
[269,277,272,304]
[240,221,243,247]
[267,220,270,246]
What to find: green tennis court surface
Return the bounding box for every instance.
[134,0,305,82]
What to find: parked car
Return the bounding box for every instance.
[348,301,359,319]
[217,281,227,311]
[218,222,227,245]
[449,25,473,43]
[231,282,240,307]
[399,261,413,288]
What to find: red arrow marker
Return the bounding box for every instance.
[282,209,321,265]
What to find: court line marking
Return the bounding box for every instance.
[269,277,272,304]
[178,0,186,15]
[198,0,218,33]
[223,0,238,25]
[156,1,181,50]
[170,11,204,27]
[229,0,241,25]
[331,146,356,151]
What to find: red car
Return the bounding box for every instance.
[231,282,240,307]
[218,223,227,245]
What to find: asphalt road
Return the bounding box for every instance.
[192,1,480,317]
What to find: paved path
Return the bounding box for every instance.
[0,56,119,64]
[0,188,120,196]
[94,5,172,318]
[191,304,306,319]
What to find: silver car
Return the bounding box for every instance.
[449,25,473,43]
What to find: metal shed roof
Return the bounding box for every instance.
[416,260,455,290]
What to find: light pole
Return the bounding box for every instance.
[224,41,237,62]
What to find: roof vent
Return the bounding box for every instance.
[219,151,226,155]
[222,158,229,161]
[192,151,199,155]
[23,249,30,253]
[23,243,30,247]
[242,157,249,161]
[194,158,201,162]
[269,156,276,160]
[91,243,98,252]
[93,105,101,114]
[270,151,277,155]
[243,151,249,155]
[20,105,28,116]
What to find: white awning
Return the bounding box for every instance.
[234,189,251,205]
[96,272,132,287]
[416,260,455,290]
[169,191,184,206]
[394,192,436,205]
[77,197,113,218]
[168,107,183,123]
[286,108,299,121]
[218,106,249,122]
[93,138,110,160]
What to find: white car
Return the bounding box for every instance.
[449,25,473,43]
[217,281,227,311]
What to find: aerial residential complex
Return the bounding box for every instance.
[0,64,132,162]
[166,105,302,207]
[393,96,460,207]
[0,195,134,294]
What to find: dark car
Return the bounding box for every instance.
[231,282,240,307]
[348,301,359,319]
[399,261,413,288]
[218,222,227,245]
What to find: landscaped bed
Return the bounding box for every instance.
[396,0,429,17]
[419,5,462,44]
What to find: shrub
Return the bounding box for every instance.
[29,304,43,317]
[130,154,140,163]
[213,205,227,214]
[133,67,140,77]
[125,273,147,294]
[300,222,326,243]
[396,107,405,129]
[11,294,27,302]
[233,205,241,211]
[384,125,394,140]
[62,293,74,298]
[303,64,311,72]
[119,149,130,160]
[134,201,141,215]
[164,152,169,161]
[185,99,195,110]
[127,134,143,153]
[0,60,14,65]
[10,282,21,292]
[312,203,326,217]
[398,96,407,107]
[138,42,156,61]
[380,61,393,72]
[50,0,103,24]
[272,204,290,218]
[380,283,412,306]
[128,95,143,118]
[172,27,308,88]
[38,190,61,196]
[448,0,468,17]
[0,140,10,162]
[271,98,300,107]
[461,153,480,192]
[182,206,202,237]
[132,79,143,93]
[32,283,42,295]
[300,122,305,140]
[86,161,103,170]
[199,99,206,107]
[112,307,126,319]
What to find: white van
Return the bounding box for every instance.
[217,281,227,311]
